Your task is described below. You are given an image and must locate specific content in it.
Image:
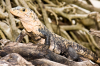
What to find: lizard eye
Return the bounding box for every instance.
[22,9,25,12]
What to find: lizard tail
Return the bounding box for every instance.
[71,43,98,61]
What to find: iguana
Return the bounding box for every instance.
[10,6,98,62]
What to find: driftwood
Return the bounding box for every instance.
[0,53,34,66]
[0,39,99,66]
[90,29,100,37]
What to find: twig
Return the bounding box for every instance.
[82,28,100,50]
[0,30,6,39]
[58,0,100,12]
[47,9,60,34]
[0,8,8,19]
[47,10,59,25]
[18,0,29,8]
[6,0,20,41]
[0,21,12,40]
[73,0,100,12]
[26,1,41,17]
[60,24,82,31]
[43,0,56,6]
[46,6,88,21]
[1,0,6,12]
[85,0,93,5]
[60,29,73,41]
[37,0,54,32]
[84,31,95,51]
[77,31,87,42]
[14,0,21,6]
[69,31,81,44]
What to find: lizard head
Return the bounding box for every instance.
[10,6,34,18]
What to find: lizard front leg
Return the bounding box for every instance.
[16,29,27,42]
[44,35,50,49]
[38,28,51,49]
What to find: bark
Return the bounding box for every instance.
[0,39,99,66]
[0,53,34,66]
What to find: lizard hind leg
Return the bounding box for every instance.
[67,46,82,62]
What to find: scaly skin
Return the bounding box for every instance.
[10,6,98,62]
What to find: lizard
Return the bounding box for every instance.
[10,6,98,62]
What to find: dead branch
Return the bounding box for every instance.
[37,0,54,32]
[14,0,21,6]
[0,30,6,39]
[57,0,100,12]
[90,29,100,37]
[0,21,12,40]
[0,8,8,19]
[0,53,34,66]
[32,58,67,66]
[60,24,82,31]
[0,39,75,65]
[5,0,19,41]
[0,39,98,66]
[18,0,29,8]
[25,0,41,17]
